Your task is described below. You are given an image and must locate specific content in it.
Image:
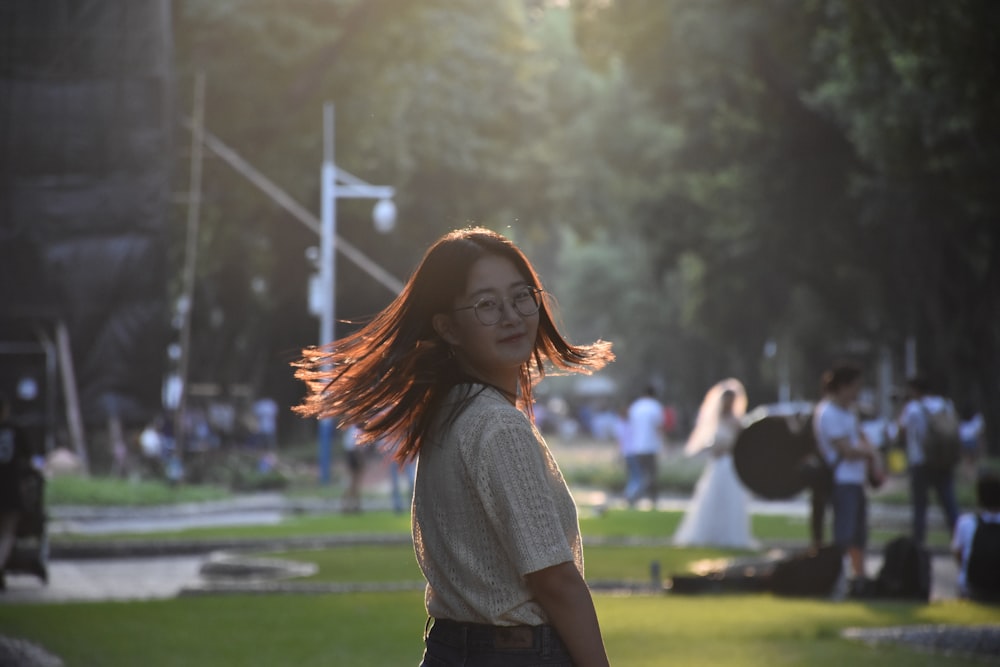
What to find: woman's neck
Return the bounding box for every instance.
[455,362,518,403]
[456,367,518,405]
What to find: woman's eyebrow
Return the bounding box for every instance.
[466,281,529,299]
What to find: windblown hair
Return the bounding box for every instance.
[292,227,614,463]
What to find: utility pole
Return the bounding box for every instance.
[174,70,206,470]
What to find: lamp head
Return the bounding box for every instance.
[372,199,397,234]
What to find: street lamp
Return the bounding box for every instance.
[316,102,397,484]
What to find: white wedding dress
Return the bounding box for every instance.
[673,418,758,549]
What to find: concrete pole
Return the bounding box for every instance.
[318,102,336,484]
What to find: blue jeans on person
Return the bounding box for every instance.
[626,453,658,506]
[420,619,574,666]
[832,483,867,551]
[623,454,641,505]
[390,459,415,514]
[909,464,959,545]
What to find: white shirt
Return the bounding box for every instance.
[628,396,664,455]
[899,395,948,466]
[951,510,1000,595]
[814,399,866,485]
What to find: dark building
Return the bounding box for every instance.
[0,1,174,455]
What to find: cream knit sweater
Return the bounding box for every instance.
[413,384,583,626]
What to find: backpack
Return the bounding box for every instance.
[875,535,931,601]
[966,515,1000,602]
[920,400,961,471]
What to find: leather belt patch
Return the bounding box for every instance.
[493,626,535,649]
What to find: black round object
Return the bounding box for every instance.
[733,411,817,500]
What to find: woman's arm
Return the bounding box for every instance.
[525,561,611,667]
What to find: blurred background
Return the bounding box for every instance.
[1,0,997,479]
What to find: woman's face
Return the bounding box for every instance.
[432,254,539,392]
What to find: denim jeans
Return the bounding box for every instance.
[626,453,658,505]
[832,483,867,551]
[420,619,574,666]
[623,454,641,505]
[909,464,959,544]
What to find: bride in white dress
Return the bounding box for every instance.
[673,378,758,549]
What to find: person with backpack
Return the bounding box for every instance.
[952,469,1000,602]
[897,375,960,545]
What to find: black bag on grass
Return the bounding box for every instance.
[875,535,931,601]
[768,545,842,597]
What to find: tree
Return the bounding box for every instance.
[807,0,1000,446]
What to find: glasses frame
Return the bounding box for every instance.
[453,287,544,326]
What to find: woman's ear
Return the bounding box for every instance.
[432,313,460,346]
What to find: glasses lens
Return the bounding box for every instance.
[512,288,540,317]
[474,297,502,326]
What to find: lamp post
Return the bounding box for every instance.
[316,102,397,484]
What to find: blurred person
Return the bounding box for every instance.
[341,424,365,513]
[252,396,279,448]
[673,379,757,549]
[108,414,129,478]
[627,385,665,507]
[612,404,639,505]
[0,397,31,590]
[952,469,1000,602]
[813,361,878,596]
[372,410,416,514]
[293,227,614,666]
[959,409,985,471]
[897,375,960,545]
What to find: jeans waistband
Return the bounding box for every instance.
[427,618,565,652]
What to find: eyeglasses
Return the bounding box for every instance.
[453,286,543,326]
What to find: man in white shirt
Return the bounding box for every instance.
[813,362,877,595]
[627,386,665,507]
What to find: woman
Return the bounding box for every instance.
[673,378,757,549]
[294,227,614,666]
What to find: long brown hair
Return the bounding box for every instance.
[293,227,614,462]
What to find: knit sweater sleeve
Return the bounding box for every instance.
[460,407,576,577]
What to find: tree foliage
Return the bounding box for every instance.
[170,0,1000,449]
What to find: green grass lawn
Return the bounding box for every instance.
[263,542,736,585]
[1,591,997,666]
[46,474,233,506]
[52,507,955,550]
[10,490,997,666]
